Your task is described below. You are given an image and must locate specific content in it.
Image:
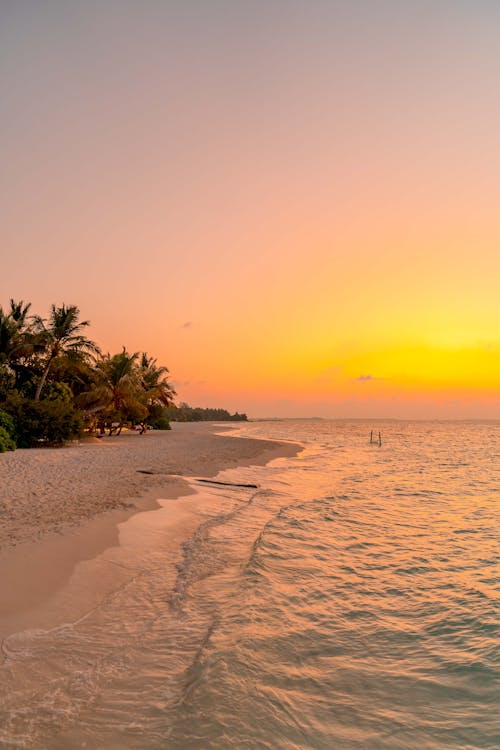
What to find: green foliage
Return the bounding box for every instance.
[48,355,96,398]
[33,303,101,400]
[44,381,74,403]
[153,415,172,430]
[0,299,32,366]
[0,407,16,438]
[165,403,248,422]
[0,300,101,445]
[147,405,171,430]
[80,348,176,434]
[0,365,15,401]
[83,349,147,434]
[0,426,16,452]
[0,408,16,451]
[4,395,83,448]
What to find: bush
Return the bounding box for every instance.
[147,405,171,430]
[4,395,83,447]
[151,414,171,430]
[44,381,74,403]
[0,408,16,439]
[0,365,15,401]
[0,425,16,452]
[0,408,16,451]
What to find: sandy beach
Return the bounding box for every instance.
[0,422,298,550]
[0,422,299,646]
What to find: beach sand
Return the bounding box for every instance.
[0,422,299,646]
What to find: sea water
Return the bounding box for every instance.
[0,420,498,749]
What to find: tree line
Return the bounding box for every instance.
[165,403,247,422]
[0,300,175,450]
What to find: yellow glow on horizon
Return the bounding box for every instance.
[171,330,498,403]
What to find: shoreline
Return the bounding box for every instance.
[0,422,301,646]
[0,422,300,550]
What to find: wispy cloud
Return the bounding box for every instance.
[181,321,193,329]
[171,378,207,387]
[353,374,379,383]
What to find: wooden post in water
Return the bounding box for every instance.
[370,430,373,444]
[378,432,382,447]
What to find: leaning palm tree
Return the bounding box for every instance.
[34,304,100,401]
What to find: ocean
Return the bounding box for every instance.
[1,420,499,749]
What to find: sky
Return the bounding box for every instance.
[1,0,499,418]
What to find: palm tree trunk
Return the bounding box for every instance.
[34,354,55,401]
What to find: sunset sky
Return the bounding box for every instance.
[2,1,499,418]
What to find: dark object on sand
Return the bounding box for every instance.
[196,478,258,489]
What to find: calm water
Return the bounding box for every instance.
[1,420,499,749]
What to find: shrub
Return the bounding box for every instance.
[0,365,15,401]
[147,405,171,430]
[0,408,16,439]
[4,395,83,448]
[44,381,74,403]
[151,414,171,430]
[0,425,16,452]
[0,408,16,451]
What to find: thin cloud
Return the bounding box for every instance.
[181,321,193,329]
[353,374,378,383]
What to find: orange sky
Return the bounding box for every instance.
[2,1,499,418]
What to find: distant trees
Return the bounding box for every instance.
[165,403,247,422]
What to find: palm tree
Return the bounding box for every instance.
[0,309,17,366]
[34,304,100,401]
[137,353,176,432]
[81,348,147,434]
[9,299,32,326]
[0,299,33,367]
[140,353,175,404]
